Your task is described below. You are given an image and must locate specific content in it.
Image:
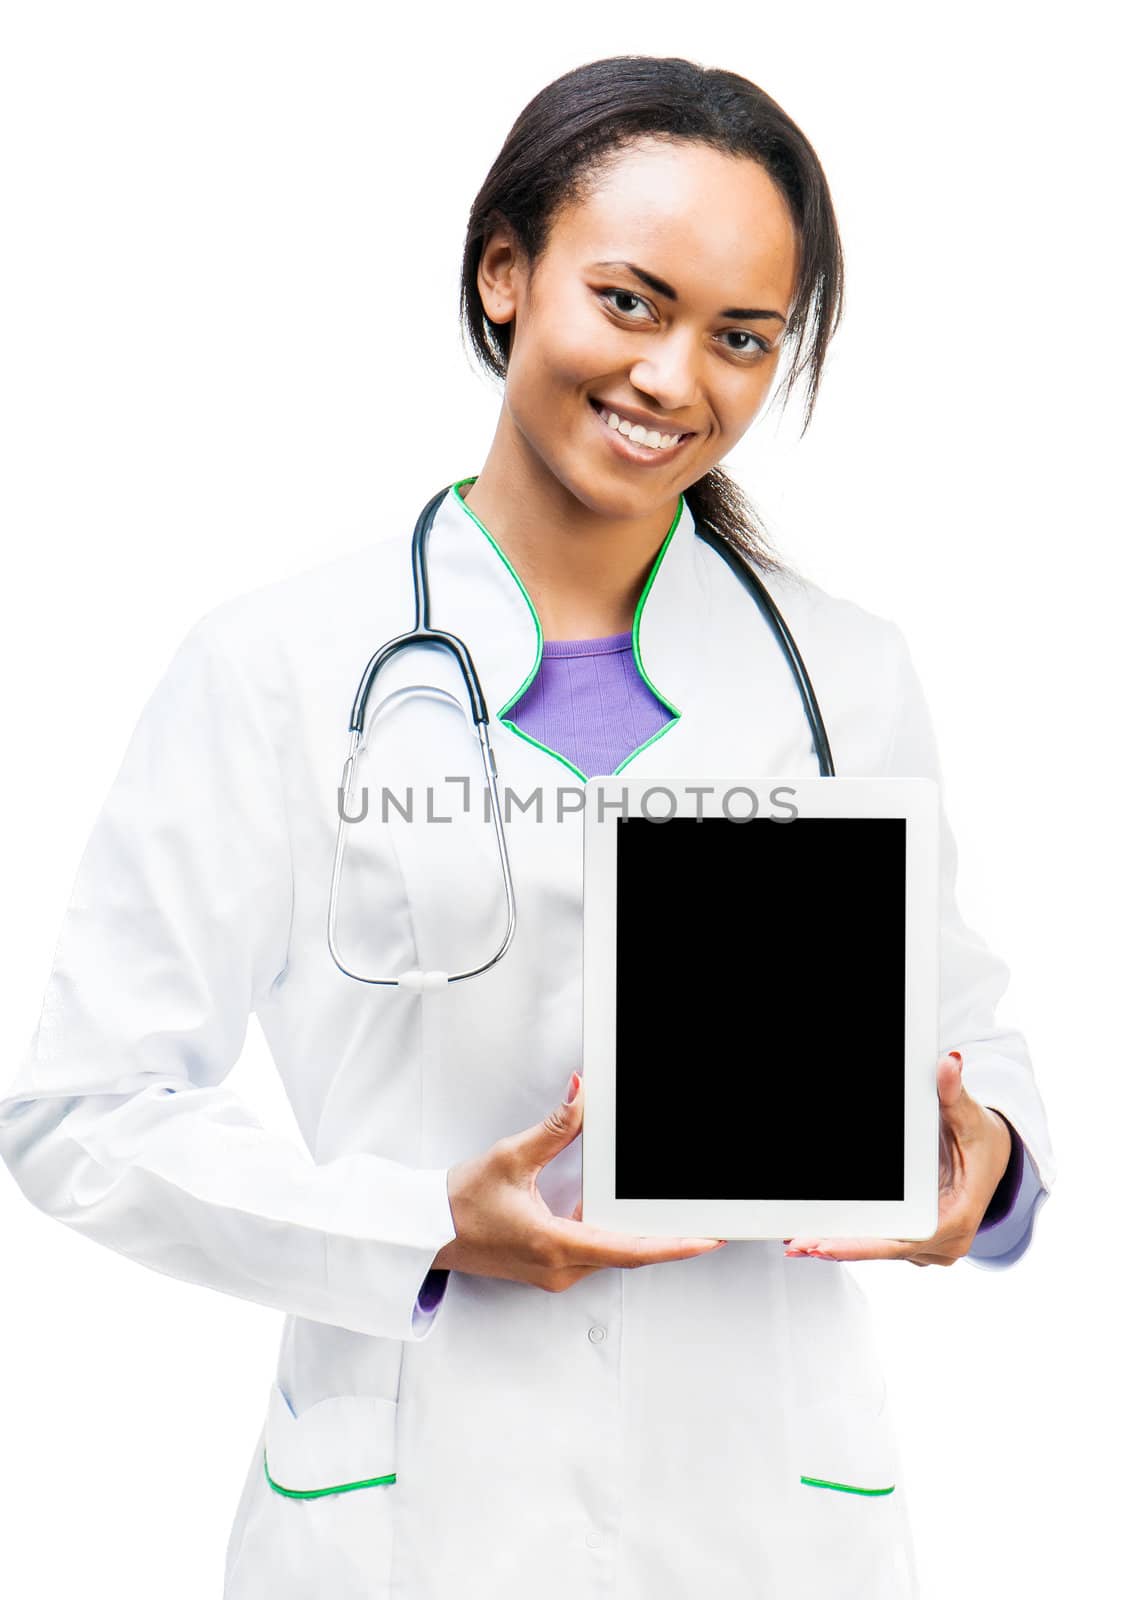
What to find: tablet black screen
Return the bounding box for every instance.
[614,816,906,1201]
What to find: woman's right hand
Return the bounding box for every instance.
[429,1071,727,1290]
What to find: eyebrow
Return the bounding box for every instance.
[591,259,788,327]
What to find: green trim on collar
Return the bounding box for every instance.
[613,493,683,775]
[451,476,542,720]
[800,1475,896,1497]
[450,476,684,781]
[500,718,588,782]
[628,494,683,718]
[612,714,679,775]
[263,1449,396,1499]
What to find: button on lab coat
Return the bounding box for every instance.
[0,480,1057,1598]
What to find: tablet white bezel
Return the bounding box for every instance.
[581,776,939,1241]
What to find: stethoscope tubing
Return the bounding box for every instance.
[692,521,835,779]
[328,483,835,988]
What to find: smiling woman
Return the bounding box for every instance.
[0,50,1054,1600]
[457,82,840,626]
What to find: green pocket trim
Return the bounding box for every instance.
[800,1474,895,1496]
[263,1448,396,1499]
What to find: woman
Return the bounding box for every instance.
[0,54,1053,1599]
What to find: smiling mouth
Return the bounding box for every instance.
[589,397,693,453]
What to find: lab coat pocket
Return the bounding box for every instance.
[264,1379,399,1498]
[226,1381,400,1599]
[797,1393,897,1500]
[789,1394,915,1600]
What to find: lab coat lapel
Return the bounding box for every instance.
[416,477,823,782]
[352,478,826,984]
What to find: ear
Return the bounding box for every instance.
[477,217,525,327]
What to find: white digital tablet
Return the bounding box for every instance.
[580,777,940,1241]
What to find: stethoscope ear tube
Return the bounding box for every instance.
[692,522,836,777]
[348,485,491,734]
[329,487,518,987]
[328,487,834,989]
[327,709,517,988]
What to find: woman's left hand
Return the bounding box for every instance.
[782,1051,1013,1267]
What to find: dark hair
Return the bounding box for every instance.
[459,54,845,575]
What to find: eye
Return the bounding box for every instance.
[719,329,771,358]
[597,287,772,360]
[597,287,655,320]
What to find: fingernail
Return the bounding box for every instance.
[565,1072,580,1103]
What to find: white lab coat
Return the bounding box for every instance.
[0,480,1056,1599]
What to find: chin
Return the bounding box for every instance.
[561,444,684,516]
[563,464,664,520]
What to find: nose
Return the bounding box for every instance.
[627,330,702,416]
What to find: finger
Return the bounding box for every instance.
[936,1051,966,1113]
[544,1216,725,1268]
[783,1235,915,1262]
[512,1075,585,1176]
[937,1051,982,1142]
[938,1127,956,1192]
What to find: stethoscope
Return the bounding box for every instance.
[328,482,835,990]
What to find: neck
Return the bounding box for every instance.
[460,414,682,642]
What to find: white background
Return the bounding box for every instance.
[0,3,1121,1594]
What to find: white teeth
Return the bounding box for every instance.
[597,406,684,452]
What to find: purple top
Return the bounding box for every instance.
[503,630,673,776]
[411,631,1040,1326]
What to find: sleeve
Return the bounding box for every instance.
[0,615,457,1341]
[412,1266,451,1332]
[880,622,1056,1269]
[967,1119,1047,1269]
